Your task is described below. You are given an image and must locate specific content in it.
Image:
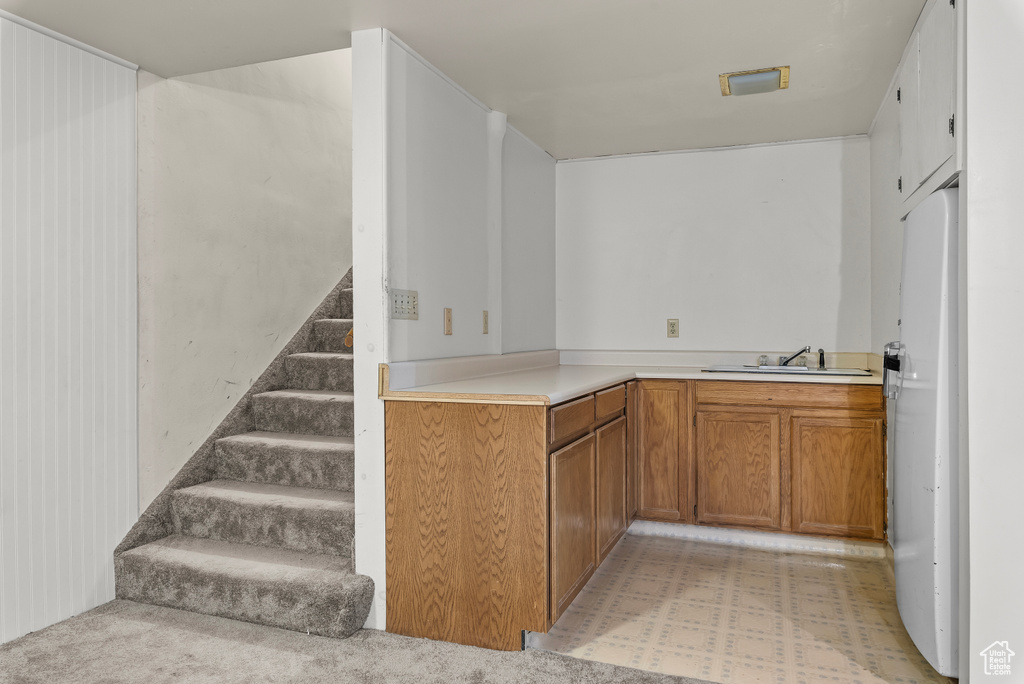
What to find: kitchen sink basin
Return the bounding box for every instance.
[703,365,873,377]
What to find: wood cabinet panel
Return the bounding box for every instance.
[385,401,548,650]
[637,380,689,521]
[626,381,639,522]
[696,409,781,529]
[791,415,885,540]
[596,417,627,564]
[550,434,596,623]
[549,395,595,446]
[595,384,626,421]
[697,381,883,412]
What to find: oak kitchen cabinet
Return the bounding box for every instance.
[550,433,596,623]
[636,379,886,540]
[636,379,692,522]
[695,407,781,530]
[385,382,629,650]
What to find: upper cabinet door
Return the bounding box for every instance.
[899,32,922,195]
[899,0,957,199]
[916,0,956,184]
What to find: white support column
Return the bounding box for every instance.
[351,28,388,630]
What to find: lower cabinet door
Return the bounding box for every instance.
[696,409,781,529]
[637,380,688,520]
[790,414,885,539]
[550,433,596,623]
[596,416,627,564]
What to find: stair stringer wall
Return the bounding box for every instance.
[116,268,353,557]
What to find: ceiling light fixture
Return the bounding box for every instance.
[719,66,790,96]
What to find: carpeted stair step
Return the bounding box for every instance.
[215,431,354,492]
[252,389,354,437]
[312,319,353,352]
[338,288,353,319]
[115,535,373,638]
[171,480,354,558]
[285,352,353,392]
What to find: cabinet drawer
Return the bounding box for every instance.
[594,385,626,422]
[549,395,595,445]
[696,381,883,411]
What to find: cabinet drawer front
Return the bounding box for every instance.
[549,395,596,445]
[594,385,626,422]
[697,381,883,411]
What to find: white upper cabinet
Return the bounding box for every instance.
[899,32,922,196]
[899,0,957,199]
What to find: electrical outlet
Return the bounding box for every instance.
[390,289,419,320]
[483,310,489,334]
[444,308,453,335]
[667,319,679,338]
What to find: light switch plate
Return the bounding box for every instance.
[390,289,419,320]
[483,310,489,334]
[444,308,453,335]
[667,319,680,338]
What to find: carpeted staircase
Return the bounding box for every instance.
[115,282,373,638]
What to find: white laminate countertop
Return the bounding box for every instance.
[383,363,883,406]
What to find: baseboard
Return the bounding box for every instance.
[627,520,887,559]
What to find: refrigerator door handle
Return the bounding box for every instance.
[883,341,905,400]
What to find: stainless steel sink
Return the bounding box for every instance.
[703,365,873,377]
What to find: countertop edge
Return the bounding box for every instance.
[379,363,883,407]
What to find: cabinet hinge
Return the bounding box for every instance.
[693,415,697,428]
[694,504,698,518]
[898,176,903,193]
[896,87,901,103]
[949,114,955,137]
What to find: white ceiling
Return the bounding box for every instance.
[0,0,926,159]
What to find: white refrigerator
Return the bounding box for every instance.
[883,187,959,677]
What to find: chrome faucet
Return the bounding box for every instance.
[779,346,811,367]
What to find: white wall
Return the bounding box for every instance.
[136,50,352,509]
[869,86,904,356]
[385,37,495,362]
[555,137,872,353]
[502,127,556,353]
[964,2,1024,679]
[0,17,137,644]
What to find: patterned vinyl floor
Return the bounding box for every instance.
[527,534,954,684]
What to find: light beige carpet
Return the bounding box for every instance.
[528,534,953,684]
[0,600,709,684]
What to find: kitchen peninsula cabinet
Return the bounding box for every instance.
[385,382,629,650]
[550,433,596,623]
[595,416,627,563]
[636,380,885,541]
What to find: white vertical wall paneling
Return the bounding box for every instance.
[0,17,137,645]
